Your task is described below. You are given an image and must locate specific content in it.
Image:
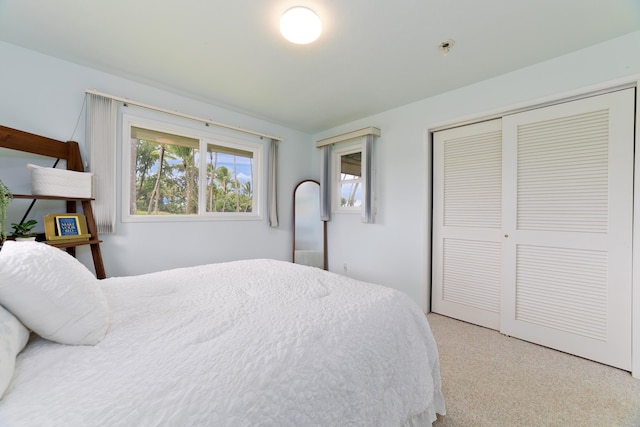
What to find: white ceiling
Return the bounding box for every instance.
[1,1,639,133]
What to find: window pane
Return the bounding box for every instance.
[205,144,254,213]
[341,152,361,178]
[130,128,199,215]
[340,182,362,207]
[126,122,261,220]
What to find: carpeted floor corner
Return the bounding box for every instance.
[427,313,640,427]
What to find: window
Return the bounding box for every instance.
[319,126,377,222]
[123,116,262,221]
[333,143,362,212]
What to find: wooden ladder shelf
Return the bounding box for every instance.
[0,125,106,279]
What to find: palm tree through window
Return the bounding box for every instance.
[129,125,257,217]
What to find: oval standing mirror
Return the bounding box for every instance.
[293,180,327,269]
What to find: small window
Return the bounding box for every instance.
[333,144,362,212]
[124,117,261,221]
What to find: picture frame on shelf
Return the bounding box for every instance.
[56,215,80,236]
[44,213,91,244]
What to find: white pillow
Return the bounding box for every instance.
[0,241,109,345]
[0,304,29,399]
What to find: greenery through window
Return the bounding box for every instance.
[128,125,258,218]
[334,145,362,212]
[205,144,254,213]
[339,151,362,208]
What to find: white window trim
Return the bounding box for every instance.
[332,140,362,214]
[122,114,263,222]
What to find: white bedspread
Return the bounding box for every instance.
[0,259,444,426]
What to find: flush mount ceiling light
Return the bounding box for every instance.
[280,7,322,44]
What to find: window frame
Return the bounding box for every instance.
[332,141,363,214]
[122,114,263,222]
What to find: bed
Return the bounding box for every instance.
[0,241,445,426]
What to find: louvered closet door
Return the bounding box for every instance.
[501,89,634,370]
[432,119,502,329]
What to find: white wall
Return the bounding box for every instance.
[2,31,640,311]
[314,31,640,312]
[0,41,315,277]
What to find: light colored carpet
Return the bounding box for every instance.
[427,313,640,427]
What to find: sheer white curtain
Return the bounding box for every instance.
[268,139,279,227]
[361,134,374,223]
[319,146,331,221]
[86,93,117,234]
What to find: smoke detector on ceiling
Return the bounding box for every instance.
[438,39,455,56]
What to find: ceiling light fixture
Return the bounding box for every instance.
[280,7,322,44]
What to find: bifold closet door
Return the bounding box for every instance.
[501,89,634,370]
[432,119,502,330]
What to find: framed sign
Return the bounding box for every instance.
[56,215,80,236]
[44,213,90,243]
